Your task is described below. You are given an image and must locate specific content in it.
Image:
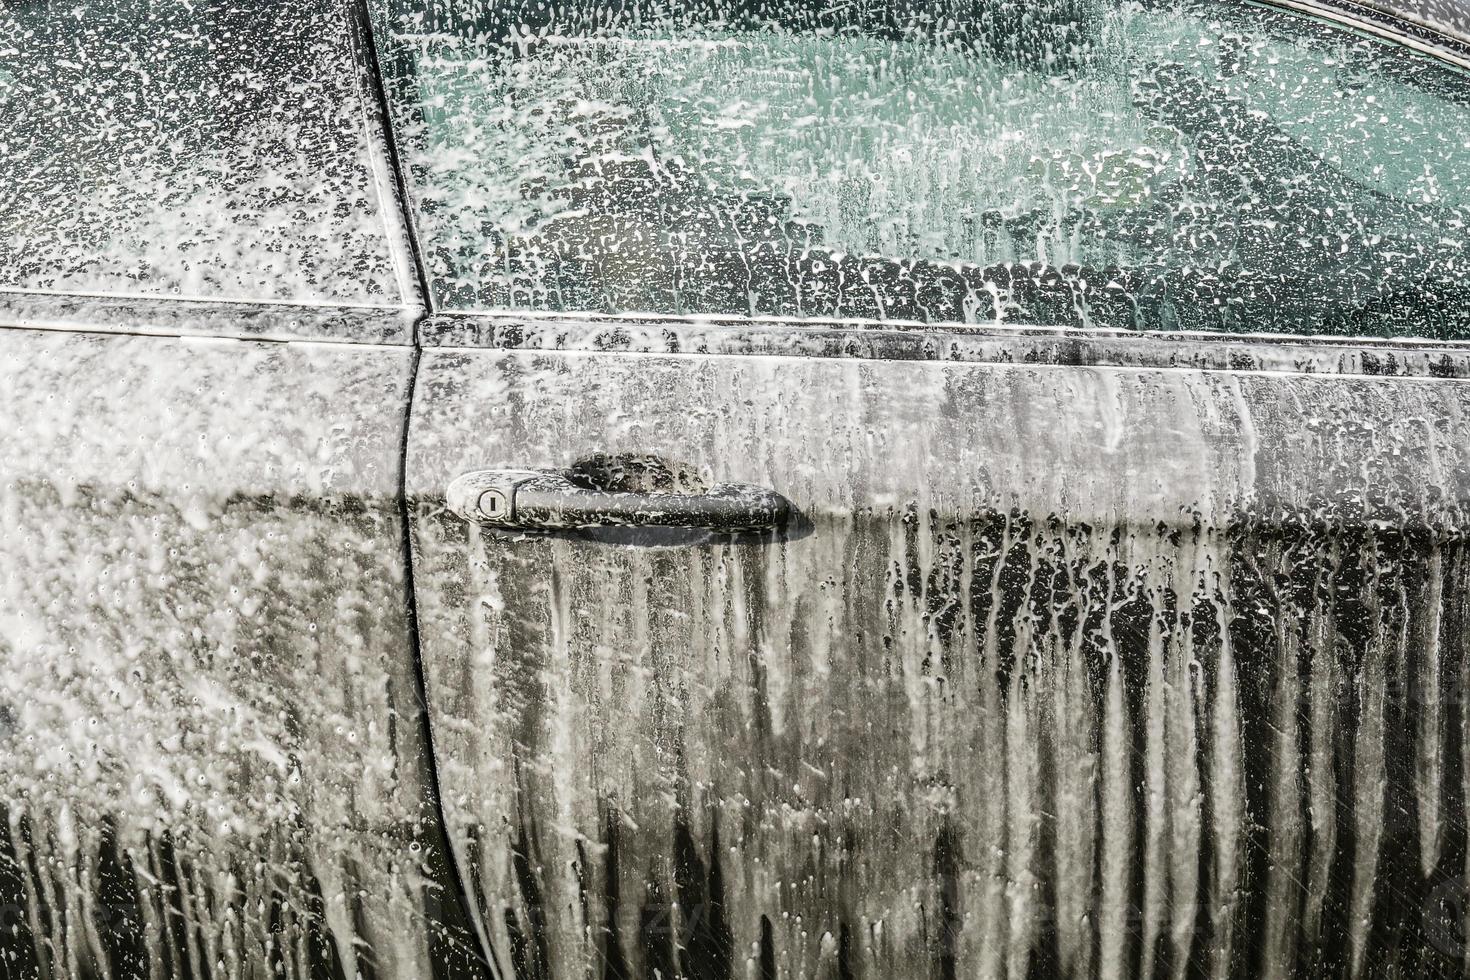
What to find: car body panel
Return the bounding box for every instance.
[0,323,489,978]
[5,1,1470,978]
[0,0,492,972]
[387,2,1470,976]
[405,323,1470,978]
[0,0,416,307]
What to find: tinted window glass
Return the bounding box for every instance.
[0,0,405,304]
[373,0,1470,339]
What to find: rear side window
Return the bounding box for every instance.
[0,0,404,305]
[372,0,1470,339]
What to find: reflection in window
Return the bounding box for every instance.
[375,0,1470,339]
[0,0,403,304]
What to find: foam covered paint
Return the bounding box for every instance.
[0,330,479,979]
[409,345,1470,979]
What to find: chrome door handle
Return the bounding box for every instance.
[447,468,790,532]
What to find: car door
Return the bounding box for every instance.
[0,1,482,977]
[375,1,1470,977]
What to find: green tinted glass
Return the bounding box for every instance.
[374,0,1470,338]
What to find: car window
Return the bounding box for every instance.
[370,0,1470,340]
[0,0,405,305]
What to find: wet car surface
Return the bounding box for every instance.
[5,1,1470,978]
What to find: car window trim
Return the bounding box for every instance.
[349,0,434,313]
[1255,0,1470,69]
[0,290,422,346]
[417,309,1470,380]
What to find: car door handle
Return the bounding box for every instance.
[447,468,790,532]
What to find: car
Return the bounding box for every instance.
[4,0,1470,977]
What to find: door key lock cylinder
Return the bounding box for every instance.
[446,470,544,527]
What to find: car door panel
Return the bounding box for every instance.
[0,322,482,979]
[406,325,1470,978]
[0,0,491,970]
